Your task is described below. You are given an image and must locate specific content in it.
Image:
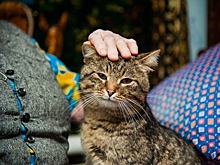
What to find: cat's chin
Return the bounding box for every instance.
[98,98,118,108]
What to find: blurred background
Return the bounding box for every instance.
[0,0,219,164]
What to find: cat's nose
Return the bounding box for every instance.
[107,89,115,97]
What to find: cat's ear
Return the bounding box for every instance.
[82,44,98,64]
[136,49,160,72]
[82,44,97,57]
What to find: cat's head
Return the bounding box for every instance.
[80,44,160,119]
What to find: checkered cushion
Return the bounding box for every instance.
[148,43,220,162]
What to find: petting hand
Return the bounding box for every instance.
[84,29,138,61]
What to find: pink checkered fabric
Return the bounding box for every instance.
[148,43,220,163]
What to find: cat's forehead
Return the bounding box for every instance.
[100,57,135,75]
[108,58,127,69]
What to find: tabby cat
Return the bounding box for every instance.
[79,44,201,165]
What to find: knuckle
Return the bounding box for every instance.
[128,38,136,43]
[94,29,103,33]
[89,29,103,38]
[104,34,115,41]
[105,30,113,35]
[116,38,125,45]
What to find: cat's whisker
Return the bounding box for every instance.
[81,94,97,107]
[122,102,138,125]
[121,103,133,122]
[124,100,147,125]
[124,103,141,125]
[123,101,142,126]
[119,101,137,126]
[119,101,138,139]
[71,94,95,113]
[121,102,132,122]
[75,90,94,95]
[68,104,84,122]
[67,95,94,121]
[126,98,151,122]
[80,94,94,100]
[62,100,78,116]
[89,93,102,105]
[61,91,94,116]
[117,101,129,124]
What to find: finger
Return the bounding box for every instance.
[88,30,107,56]
[103,34,119,61]
[115,37,132,59]
[126,38,138,55]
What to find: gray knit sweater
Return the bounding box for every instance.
[0,21,71,165]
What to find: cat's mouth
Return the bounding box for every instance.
[100,97,117,103]
[101,92,117,101]
[98,92,119,107]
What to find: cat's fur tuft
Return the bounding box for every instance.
[79,44,201,165]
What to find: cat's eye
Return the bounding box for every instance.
[120,78,133,84]
[97,73,107,80]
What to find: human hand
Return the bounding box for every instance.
[85,29,138,61]
[70,100,84,124]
